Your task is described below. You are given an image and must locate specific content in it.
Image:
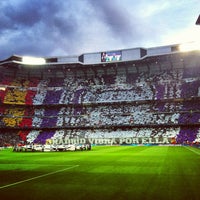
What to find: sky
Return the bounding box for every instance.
[0,0,199,60]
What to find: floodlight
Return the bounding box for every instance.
[22,56,46,65]
[0,86,6,91]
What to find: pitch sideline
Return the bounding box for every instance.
[184,146,200,155]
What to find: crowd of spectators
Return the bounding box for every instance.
[1,102,198,128]
[0,66,200,146]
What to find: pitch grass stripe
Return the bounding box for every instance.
[184,146,200,155]
[0,165,79,189]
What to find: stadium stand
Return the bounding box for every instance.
[0,44,200,147]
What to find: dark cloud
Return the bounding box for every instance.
[0,0,198,60]
[86,0,139,43]
[0,0,61,31]
[4,2,41,27]
[0,0,80,59]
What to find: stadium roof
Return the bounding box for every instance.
[196,14,200,25]
[0,43,199,67]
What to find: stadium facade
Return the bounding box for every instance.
[0,44,200,147]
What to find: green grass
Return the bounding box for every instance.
[0,146,200,200]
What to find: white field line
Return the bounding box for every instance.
[0,165,79,189]
[184,146,200,155]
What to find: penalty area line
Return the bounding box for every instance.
[0,165,79,189]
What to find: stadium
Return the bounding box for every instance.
[1,43,200,147]
[0,43,200,199]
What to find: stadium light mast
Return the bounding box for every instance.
[196,14,200,25]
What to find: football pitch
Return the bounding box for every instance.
[0,146,200,200]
